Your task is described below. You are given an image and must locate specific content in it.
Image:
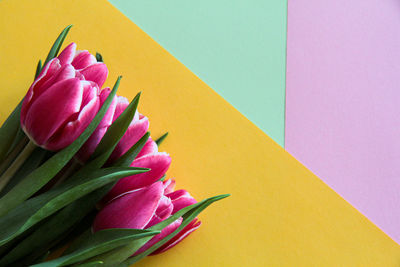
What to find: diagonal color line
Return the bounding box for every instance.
[108,0,288,147]
[0,0,400,266]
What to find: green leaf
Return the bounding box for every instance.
[6,127,26,157]
[27,210,97,265]
[77,261,104,267]
[10,173,126,265]
[35,59,43,79]
[0,135,27,177]
[50,212,96,255]
[0,190,100,264]
[0,147,48,198]
[0,25,72,165]
[35,251,50,264]
[64,229,95,255]
[96,52,103,63]
[0,77,121,216]
[31,229,160,267]
[127,194,230,264]
[9,249,52,267]
[68,90,142,177]
[92,91,141,160]
[11,128,154,262]
[92,194,229,266]
[43,25,72,66]
[155,132,168,146]
[0,166,146,247]
[14,127,152,258]
[0,100,23,164]
[112,132,150,167]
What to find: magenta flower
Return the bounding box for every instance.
[108,102,149,163]
[73,88,117,162]
[103,137,171,203]
[20,43,108,151]
[75,94,150,163]
[57,43,108,87]
[93,180,201,255]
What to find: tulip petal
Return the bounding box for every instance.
[75,88,117,162]
[98,88,118,126]
[79,63,108,88]
[113,96,129,120]
[45,81,100,151]
[71,50,97,69]
[57,42,77,65]
[28,59,61,99]
[23,78,82,148]
[134,217,183,256]
[93,182,164,232]
[105,152,171,200]
[131,152,171,186]
[137,138,158,159]
[155,196,174,221]
[21,59,61,125]
[167,190,197,214]
[163,179,176,194]
[151,219,201,255]
[109,114,149,162]
[38,64,76,95]
[146,195,173,227]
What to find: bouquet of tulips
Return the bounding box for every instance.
[0,26,228,266]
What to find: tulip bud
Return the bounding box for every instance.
[58,43,108,87]
[103,137,171,203]
[20,43,109,151]
[107,97,150,163]
[93,181,201,256]
[74,90,117,163]
[74,95,150,163]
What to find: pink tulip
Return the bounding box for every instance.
[108,97,150,163]
[93,180,201,256]
[20,43,108,151]
[103,137,171,203]
[58,43,108,87]
[75,94,150,163]
[74,88,117,162]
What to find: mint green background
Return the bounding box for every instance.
[108,0,287,146]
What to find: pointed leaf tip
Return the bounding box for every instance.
[35,60,42,79]
[155,132,169,146]
[44,25,74,66]
[95,52,103,62]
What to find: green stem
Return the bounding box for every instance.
[0,136,28,175]
[52,159,81,188]
[0,140,36,192]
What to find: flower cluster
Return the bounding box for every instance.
[0,26,227,266]
[21,43,108,151]
[22,42,200,256]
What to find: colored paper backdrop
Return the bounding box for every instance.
[108,0,287,146]
[2,0,400,265]
[286,0,400,243]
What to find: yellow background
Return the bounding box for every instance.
[1,0,400,265]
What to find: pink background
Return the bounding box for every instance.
[286,0,400,242]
